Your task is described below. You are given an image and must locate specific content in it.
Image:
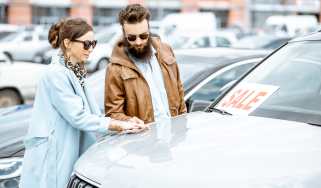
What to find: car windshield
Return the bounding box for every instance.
[0,32,21,42]
[216,41,321,125]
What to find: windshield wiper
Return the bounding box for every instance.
[307,122,321,127]
[206,106,232,115]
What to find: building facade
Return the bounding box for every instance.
[0,0,320,28]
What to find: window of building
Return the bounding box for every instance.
[32,6,69,25]
[200,9,228,28]
[93,7,121,27]
[0,4,8,23]
[149,8,180,21]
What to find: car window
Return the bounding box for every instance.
[39,34,48,41]
[216,36,231,47]
[0,31,15,40]
[0,32,20,42]
[23,34,33,41]
[263,38,290,49]
[192,37,210,48]
[190,62,255,102]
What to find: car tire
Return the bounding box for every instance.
[97,58,109,71]
[3,52,13,62]
[32,54,44,64]
[0,89,23,108]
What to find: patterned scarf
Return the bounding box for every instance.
[60,55,87,87]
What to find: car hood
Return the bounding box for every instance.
[74,112,321,188]
[0,105,31,158]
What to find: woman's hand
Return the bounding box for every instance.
[108,118,147,133]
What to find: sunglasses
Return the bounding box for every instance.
[72,39,97,50]
[126,33,149,42]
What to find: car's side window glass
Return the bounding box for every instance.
[216,36,231,47]
[193,37,210,48]
[23,35,32,41]
[39,34,47,41]
[190,63,255,102]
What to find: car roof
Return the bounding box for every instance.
[175,47,269,58]
[178,54,264,93]
[175,48,269,88]
[290,31,321,42]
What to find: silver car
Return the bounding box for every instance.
[67,31,321,187]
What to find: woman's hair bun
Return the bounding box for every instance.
[48,19,65,49]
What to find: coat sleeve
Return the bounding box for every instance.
[45,69,110,133]
[104,64,132,121]
[176,63,187,114]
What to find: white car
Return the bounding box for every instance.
[0,29,50,62]
[170,33,235,49]
[86,24,122,72]
[0,52,46,108]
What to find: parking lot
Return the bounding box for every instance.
[1,0,321,187]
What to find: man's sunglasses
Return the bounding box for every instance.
[126,33,149,42]
[72,39,97,50]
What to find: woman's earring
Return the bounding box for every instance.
[65,48,71,63]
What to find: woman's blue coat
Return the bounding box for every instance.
[19,53,110,188]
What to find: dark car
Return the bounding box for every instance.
[0,104,31,188]
[232,34,291,50]
[67,32,321,187]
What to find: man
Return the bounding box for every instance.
[105,4,186,123]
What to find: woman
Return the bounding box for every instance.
[19,18,145,188]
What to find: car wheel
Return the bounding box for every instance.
[97,58,109,70]
[32,54,44,64]
[0,89,23,108]
[3,52,13,63]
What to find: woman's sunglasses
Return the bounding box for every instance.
[126,33,149,42]
[72,39,97,50]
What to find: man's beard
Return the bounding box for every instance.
[124,37,152,61]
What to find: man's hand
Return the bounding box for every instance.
[108,118,148,134]
[128,116,144,124]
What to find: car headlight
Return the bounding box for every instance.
[0,157,22,180]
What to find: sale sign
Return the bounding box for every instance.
[216,83,279,115]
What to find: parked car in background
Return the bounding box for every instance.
[264,15,318,37]
[67,30,321,188]
[232,34,291,50]
[0,52,46,108]
[159,12,216,43]
[170,33,234,49]
[85,24,121,72]
[31,46,53,65]
[0,29,50,62]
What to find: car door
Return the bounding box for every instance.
[14,32,35,61]
[185,59,261,112]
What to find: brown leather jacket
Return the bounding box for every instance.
[104,37,187,123]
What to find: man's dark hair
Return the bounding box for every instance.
[118,4,151,25]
